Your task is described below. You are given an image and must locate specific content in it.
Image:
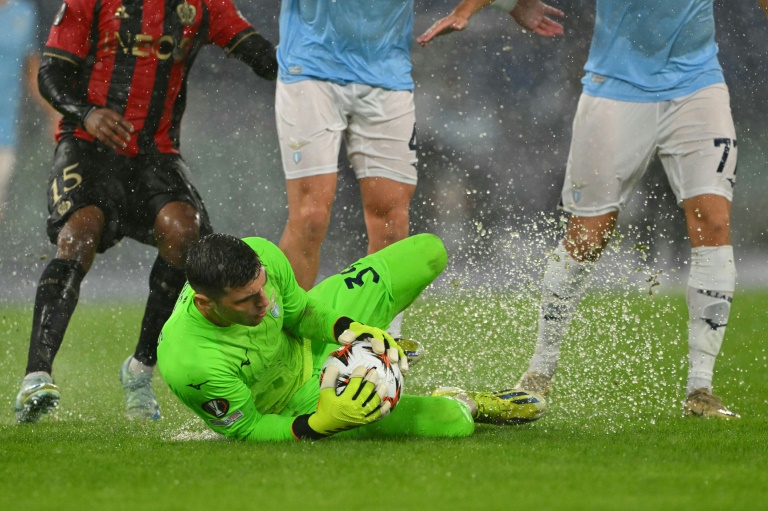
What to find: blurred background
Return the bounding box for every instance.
[1,0,767,303]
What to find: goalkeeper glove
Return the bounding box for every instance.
[291,365,388,440]
[334,317,409,374]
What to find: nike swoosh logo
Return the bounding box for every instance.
[187,380,210,390]
[703,319,727,330]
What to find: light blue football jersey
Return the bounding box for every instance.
[277,0,414,91]
[0,0,38,147]
[582,0,724,102]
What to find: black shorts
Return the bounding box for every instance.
[46,137,213,252]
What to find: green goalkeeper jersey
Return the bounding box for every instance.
[157,237,341,441]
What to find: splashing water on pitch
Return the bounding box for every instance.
[403,211,688,429]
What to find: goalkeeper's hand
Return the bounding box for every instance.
[291,366,388,440]
[334,317,409,374]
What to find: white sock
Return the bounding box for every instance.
[528,242,593,377]
[128,356,154,376]
[387,311,405,339]
[686,246,736,395]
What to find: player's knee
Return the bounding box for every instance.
[691,218,730,245]
[413,233,447,277]
[289,204,332,241]
[157,228,199,267]
[565,237,606,263]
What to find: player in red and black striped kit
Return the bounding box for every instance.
[14,0,277,424]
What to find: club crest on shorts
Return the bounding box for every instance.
[288,139,309,165]
[56,200,72,216]
[572,190,581,203]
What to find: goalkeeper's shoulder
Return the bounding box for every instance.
[241,237,290,266]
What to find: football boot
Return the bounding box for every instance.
[682,388,740,419]
[432,386,547,424]
[15,371,61,424]
[120,356,161,420]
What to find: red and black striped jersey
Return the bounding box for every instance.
[44,0,254,156]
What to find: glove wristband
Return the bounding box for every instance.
[291,414,328,441]
[333,316,355,340]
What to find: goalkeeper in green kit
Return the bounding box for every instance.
[158,233,546,441]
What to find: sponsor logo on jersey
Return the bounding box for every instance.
[591,73,605,84]
[288,66,302,75]
[270,291,281,317]
[241,349,251,368]
[202,398,230,418]
[101,31,194,62]
[208,410,244,428]
[53,3,67,26]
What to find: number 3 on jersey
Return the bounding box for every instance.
[341,265,380,290]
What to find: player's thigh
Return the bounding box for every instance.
[374,233,446,313]
[561,94,657,216]
[308,234,446,325]
[346,87,417,186]
[45,137,126,251]
[338,394,474,439]
[127,154,213,246]
[276,79,345,179]
[658,84,737,205]
[309,253,396,330]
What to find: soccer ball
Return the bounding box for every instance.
[320,339,403,410]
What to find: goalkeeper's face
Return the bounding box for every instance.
[201,269,270,327]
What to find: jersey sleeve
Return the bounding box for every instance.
[204,0,254,49]
[44,0,96,64]
[158,325,299,442]
[166,363,298,442]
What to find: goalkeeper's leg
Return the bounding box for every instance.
[379,233,447,314]
[310,233,447,328]
[337,394,475,439]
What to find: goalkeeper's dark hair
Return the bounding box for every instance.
[185,233,262,299]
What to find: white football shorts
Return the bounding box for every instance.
[275,79,417,185]
[561,84,737,216]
